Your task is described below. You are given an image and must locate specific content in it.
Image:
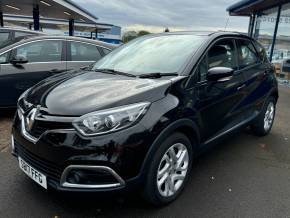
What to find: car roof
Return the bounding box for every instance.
[144,30,251,40]
[0,35,117,52]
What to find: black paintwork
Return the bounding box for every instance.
[12,31,279,192]
[0,35,116,107]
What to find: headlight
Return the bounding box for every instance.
[73,102,150,136]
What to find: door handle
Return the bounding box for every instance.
[237,84,246,91]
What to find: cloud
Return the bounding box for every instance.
[73,0,249,33]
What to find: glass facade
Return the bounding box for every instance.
[252,3,290,81]
[254,7,279,58]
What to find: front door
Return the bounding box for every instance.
[192,38,247,142]
[0,39,66,107]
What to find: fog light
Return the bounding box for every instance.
[66,170,85,184]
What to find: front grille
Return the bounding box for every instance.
[28,120,72,138]
[15,141,64,181]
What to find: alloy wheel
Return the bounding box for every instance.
[156,143,189,197]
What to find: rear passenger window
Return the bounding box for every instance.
[70,42,102,61]
[102,48,111,55]
[15,40,62,62]
[254,41,269,63]
[237,40,259,68]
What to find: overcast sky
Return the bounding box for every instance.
[73,0,249,33]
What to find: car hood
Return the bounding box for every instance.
[26,70,173,116]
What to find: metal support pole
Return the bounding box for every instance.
[33,5,40,31]
[0,11,3,27]
[69,19,74,36]
[248,13,256,37]
[248,15,252,36]
[270,5,282,62]
[95,28,98,39]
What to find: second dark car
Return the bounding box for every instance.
[0,35,116,107]
[12,31,278,205]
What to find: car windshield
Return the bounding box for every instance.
[92,34,206,75]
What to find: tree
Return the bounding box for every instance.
[138,30,151,36]
[164,27,170,32]
[122,31,138,43]
[122,30,151,43]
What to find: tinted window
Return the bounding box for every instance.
[15,40,62,63]
[197,56,208,82]
[70,41,102,61]
[14,31,34,38]
[254,41,268,63]
[102,48,111,55]
[93,35,206,75]
[0,52,9,64]
[237,40,259,68]
[208,39,236,69]
[0,32,10,46]
[196,39,236,82]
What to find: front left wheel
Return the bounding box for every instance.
[142,132,193,206]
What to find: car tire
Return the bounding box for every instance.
[251,97,276,136]
[142,132,193,206]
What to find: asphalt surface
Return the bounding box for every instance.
[0,86,290,218]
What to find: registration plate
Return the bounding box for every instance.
[18,157,47,189]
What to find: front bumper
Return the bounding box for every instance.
[12,113,152,192]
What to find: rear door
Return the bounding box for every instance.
[235,38,271,117]
[0,39,66,107]
[66,40,103,70]
[192,38,247,142]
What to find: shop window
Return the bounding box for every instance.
[273,3,290,65]
[254,7,279,58]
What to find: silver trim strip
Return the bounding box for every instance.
[20,114,38,144]
[60,165,125,189]
[0,39,64,56]
[204,112,259,145]
[0,39,112,56]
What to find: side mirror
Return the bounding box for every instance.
[207,67,234,82]
[10,55,28,65]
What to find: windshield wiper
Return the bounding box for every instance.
[139,72,178,79]
[95,68,136,78]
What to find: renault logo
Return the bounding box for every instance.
[25,106,39,131]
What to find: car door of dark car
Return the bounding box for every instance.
[66,40,104,70]
[235,39,273,118]
[0,39,66,107]
[190,38,247,142]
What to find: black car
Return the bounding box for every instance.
[12,31,278,205]
[0,35,116,107]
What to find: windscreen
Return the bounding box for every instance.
[92,34,206,75]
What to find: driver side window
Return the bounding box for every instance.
[196,39,237,82]
[0,52,10,64]
[14,40,62,63]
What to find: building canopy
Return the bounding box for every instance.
[0,0,98,23]
[227,0,290,16]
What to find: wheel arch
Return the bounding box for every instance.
[139,118,200,179]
